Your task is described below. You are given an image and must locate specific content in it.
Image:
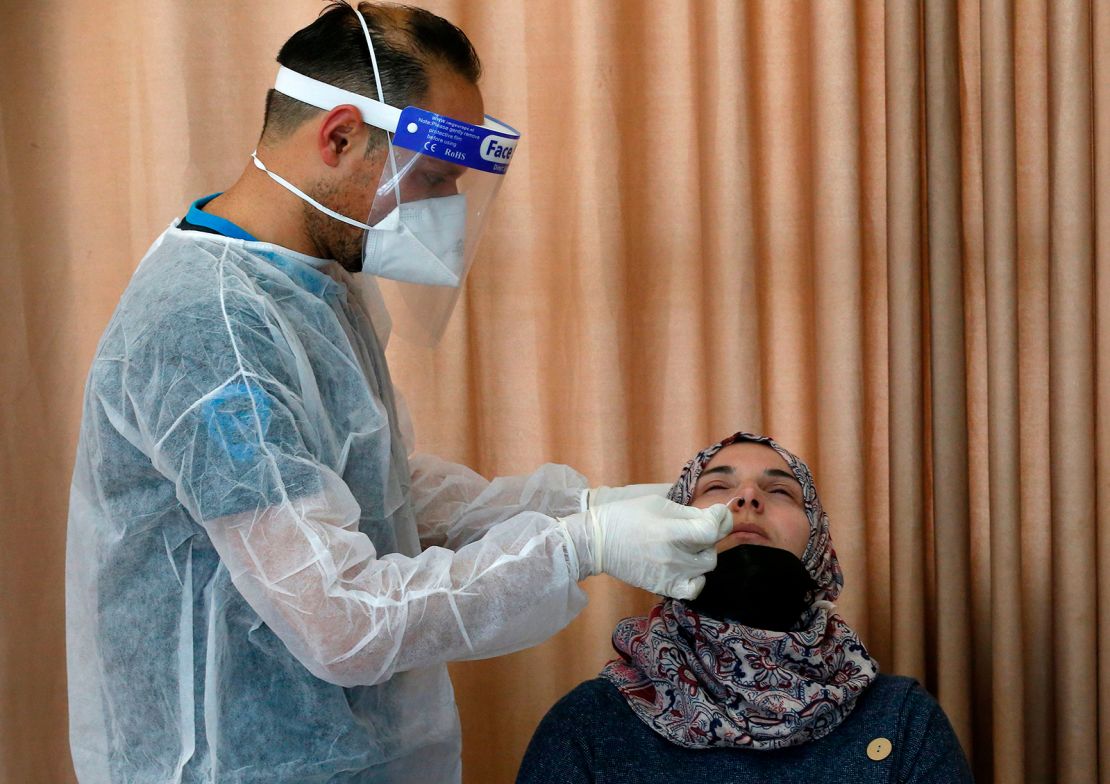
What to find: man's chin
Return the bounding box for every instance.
[329,239,364,273]
[338,256,363,274]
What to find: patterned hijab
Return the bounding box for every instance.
[601,431,878,750]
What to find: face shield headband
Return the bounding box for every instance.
[251,11,520,343]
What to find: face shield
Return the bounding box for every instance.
[257,12,519,345]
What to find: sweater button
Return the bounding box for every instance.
[867,737,892,761]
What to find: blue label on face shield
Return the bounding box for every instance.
[392,107,518,175]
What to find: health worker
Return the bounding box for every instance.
[65,3,731,783]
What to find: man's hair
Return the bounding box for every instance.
[261,1,481,147]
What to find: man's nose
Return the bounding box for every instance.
[727,485,763,512]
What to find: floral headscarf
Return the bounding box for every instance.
[601,431,878,750]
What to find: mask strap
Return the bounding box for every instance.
[251,151,373,231]
[351,7,402,208]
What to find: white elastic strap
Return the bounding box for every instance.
[352,8,389,107]
[350,8,402,208]
[274,67,402,134]
[553,516,584,581]
[251,151,373,231]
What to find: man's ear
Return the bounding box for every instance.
[317,105,364,167]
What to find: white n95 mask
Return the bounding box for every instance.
[362,194,468,287]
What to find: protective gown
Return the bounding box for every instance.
[66,225,590,783]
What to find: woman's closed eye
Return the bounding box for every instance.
[765,483,800,499]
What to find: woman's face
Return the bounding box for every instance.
[689,442,811,558]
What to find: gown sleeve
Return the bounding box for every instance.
[133,271,589,688]
[409,451,587,551]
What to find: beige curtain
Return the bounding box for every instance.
[1,1,1106,781]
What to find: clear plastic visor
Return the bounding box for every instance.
[366,111,518,345]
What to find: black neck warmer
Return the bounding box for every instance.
[687,544,818,631]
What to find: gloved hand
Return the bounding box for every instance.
[558,495,732,600]
[582,483,674,511]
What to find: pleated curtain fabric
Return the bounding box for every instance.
[1,2,1107,782]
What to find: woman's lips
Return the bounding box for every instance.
[727,522,770,541]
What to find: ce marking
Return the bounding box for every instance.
[424,142,438,153]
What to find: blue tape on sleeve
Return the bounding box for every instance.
[391,107,518,174]
[202,380,273,463]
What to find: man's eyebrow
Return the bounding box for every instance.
[765,468,801,485]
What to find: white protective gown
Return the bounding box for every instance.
[66,225,589,783]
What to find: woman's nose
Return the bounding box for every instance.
[728,485,763,512]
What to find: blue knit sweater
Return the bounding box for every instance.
[516,674,973,783]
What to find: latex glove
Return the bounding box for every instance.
[558,495,731,600]
[582,482,674,512]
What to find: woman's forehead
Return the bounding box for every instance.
[701,441,791,475]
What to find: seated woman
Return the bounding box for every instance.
[517,431,973,783]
